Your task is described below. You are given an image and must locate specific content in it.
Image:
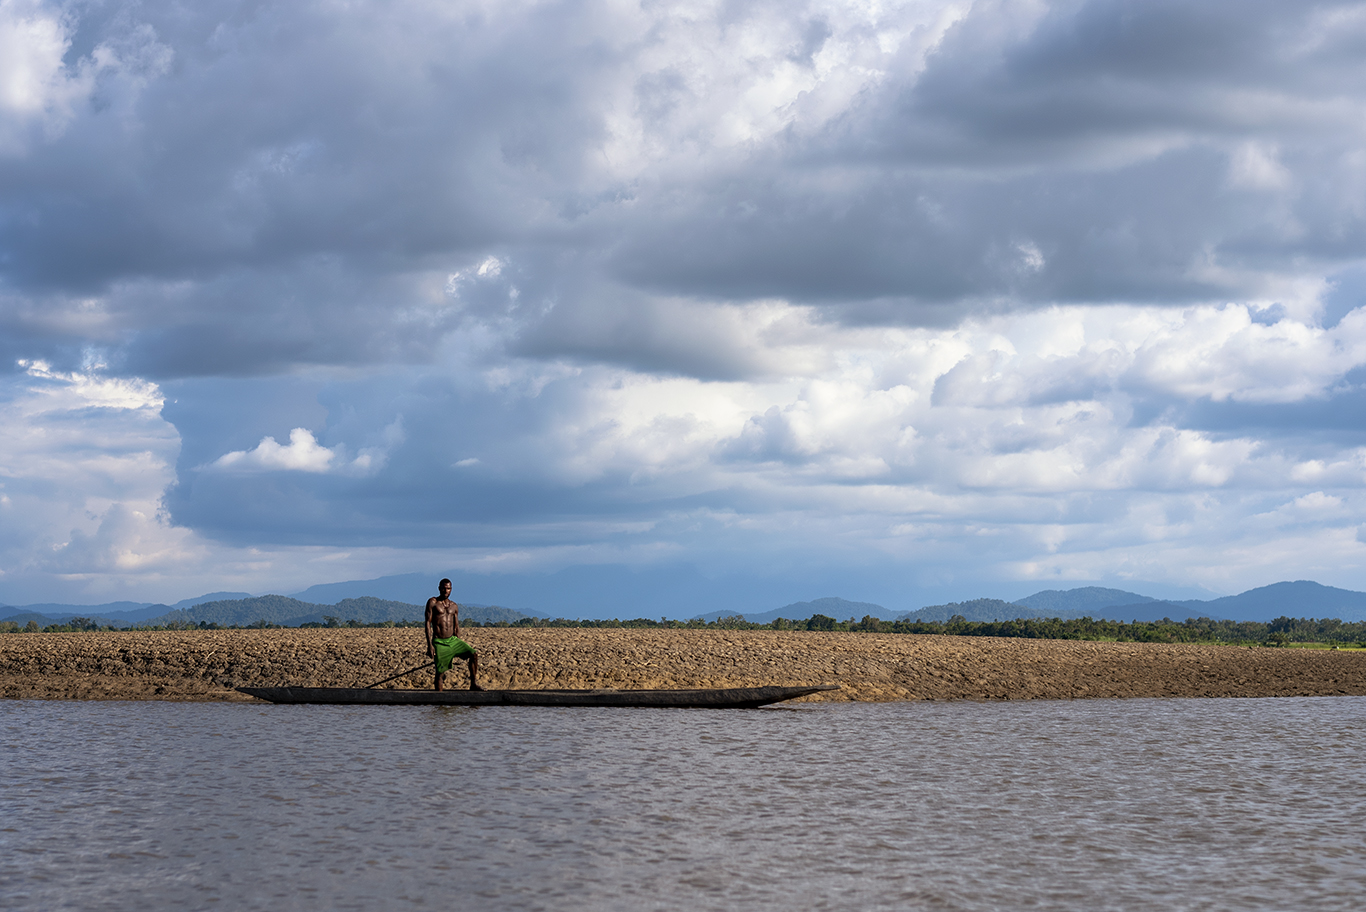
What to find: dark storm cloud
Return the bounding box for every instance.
[7,0,1366,384]
[607,0,1366,317]
[2,1,608,290]
[877,0,1366,160]
[606,149,1243,309]
[2,0,626,373]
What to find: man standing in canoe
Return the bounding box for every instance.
[425,578,483,691]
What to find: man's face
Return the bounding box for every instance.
[440,582,452,598]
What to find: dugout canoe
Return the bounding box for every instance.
[236,684,838,708]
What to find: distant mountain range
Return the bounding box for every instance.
[0,594,531,629]
[7,578,1366,629]
[1183,581,1366,622]
[693,597,903,624]
[141,596,530,628]
[901,599,1066,623]
[694,580,1366,625]
[1006,581,1366,624]
[0,591,253,629]
[1012,587,1159,614]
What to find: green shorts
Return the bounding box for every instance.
[433,635,476,674]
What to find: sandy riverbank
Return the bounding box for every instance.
[3,628,1366,702]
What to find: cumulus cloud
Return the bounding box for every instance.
[0,360,193,592]
[0,0,88,151]
[213,428,339,473]
[0,0,171,157]
[210,424,397,475]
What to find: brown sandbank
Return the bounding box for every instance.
[3,628,1366,703]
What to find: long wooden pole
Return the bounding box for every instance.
[364,661,433,689]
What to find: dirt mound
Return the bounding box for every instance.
[3,628,1365,702]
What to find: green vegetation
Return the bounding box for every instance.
[871,613,1366,646]
[297,618,424,629]
[5,606,1366,647]
[1,617,425,632]
[463,612,1366,646]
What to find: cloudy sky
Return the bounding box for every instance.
[6,0,1366,611]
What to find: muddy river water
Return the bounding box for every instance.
[4,696,1365,911]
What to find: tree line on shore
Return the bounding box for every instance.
[3,612,1365,646]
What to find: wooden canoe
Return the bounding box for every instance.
[236,684,837,708]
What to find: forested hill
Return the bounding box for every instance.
[693,596,901,623]
[1012,587,1158,614]
[1004,588,1215,623]
[1179,581,1366,622]
[143,596,529,628]
[901,599,1070,623]
[1011,582,1366,623]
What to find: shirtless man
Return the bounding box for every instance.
[425,578,483,691]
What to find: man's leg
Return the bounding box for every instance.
[433,640,448,691]
[467,654,484,691]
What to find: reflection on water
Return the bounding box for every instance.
[3,697,1365,911]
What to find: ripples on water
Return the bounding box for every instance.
[3,697,1365,911]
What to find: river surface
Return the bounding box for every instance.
[3,696,1365,911]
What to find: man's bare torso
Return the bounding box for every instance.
[426,597,459,639]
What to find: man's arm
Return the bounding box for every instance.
[424,598,436,656]
[452,603,460,640]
